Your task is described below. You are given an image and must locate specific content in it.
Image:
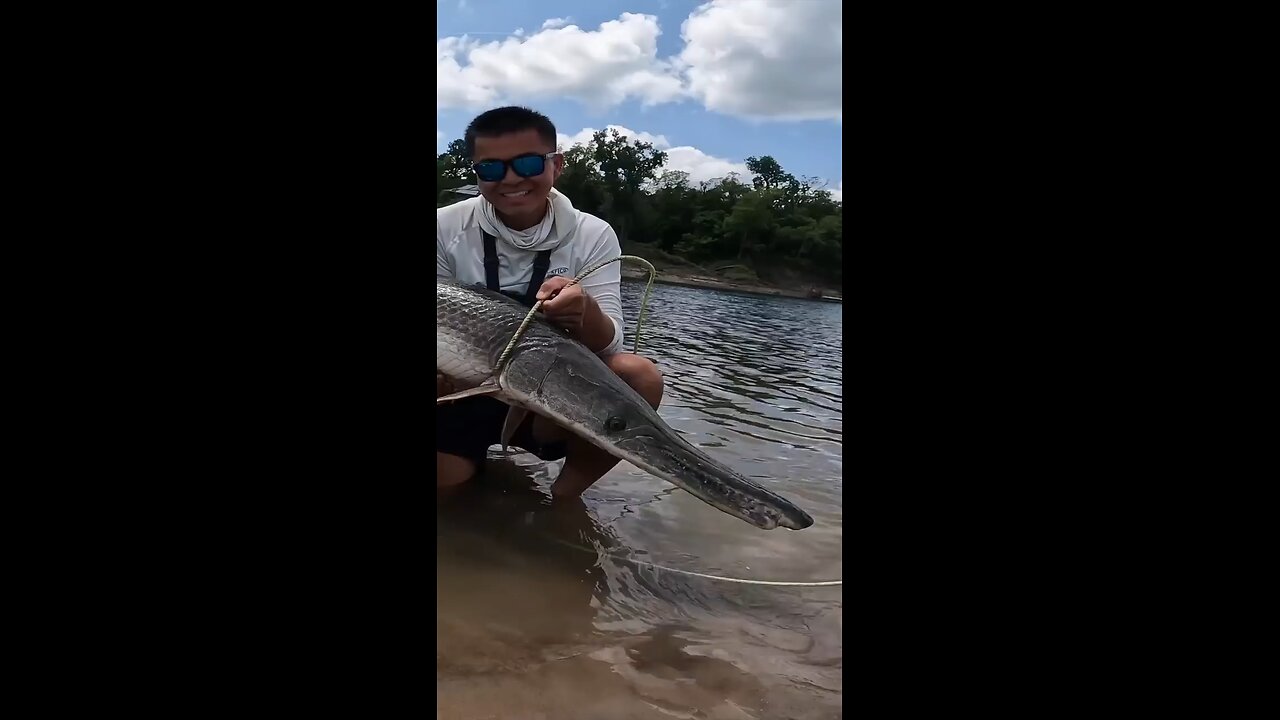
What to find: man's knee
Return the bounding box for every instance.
[437,452,477,488]
[605,353,664,409]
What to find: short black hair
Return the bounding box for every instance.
[464,106,557,159]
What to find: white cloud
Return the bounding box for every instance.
[437,36,498,108]
[662,146,750,185]
[436,4,841,122]
[434,4,841,188]
[678,0,841,121]
[435,13,685,111]
[558,124,748,185]
[557,124,671,151]
[830,181,842,203]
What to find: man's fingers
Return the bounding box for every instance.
[541,285,581,310]
[542,293,569,311]
[537,276,571,301]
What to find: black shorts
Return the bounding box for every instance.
[436,396,568,465]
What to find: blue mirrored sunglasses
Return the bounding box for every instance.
[472,152,557,183]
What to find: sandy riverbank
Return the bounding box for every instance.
[621,268,842,302]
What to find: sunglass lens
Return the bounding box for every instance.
[511,155,546,178]
[474,161,505,182]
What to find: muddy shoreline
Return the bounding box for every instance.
[622,269,842,303]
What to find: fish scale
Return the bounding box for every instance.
[436,281,566,386]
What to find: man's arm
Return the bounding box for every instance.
[436,217,454,279]
[536,276,618,353]
[573,223,624,355]
[574,288,618,353]
[437,215,456,397]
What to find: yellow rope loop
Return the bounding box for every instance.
[496,255,658,372]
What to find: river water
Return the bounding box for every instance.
[437,281,843,719]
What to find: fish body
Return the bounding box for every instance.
[436,280,815,531]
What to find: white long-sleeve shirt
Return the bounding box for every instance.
[436,195,625,356]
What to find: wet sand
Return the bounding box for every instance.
[437,457,842,719]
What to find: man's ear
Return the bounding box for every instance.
[551,152,564,180]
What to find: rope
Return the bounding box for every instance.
[544,534,842,587]
[496,255,658,371]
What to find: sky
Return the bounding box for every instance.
[436,0,842,201]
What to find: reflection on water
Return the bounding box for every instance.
[438,282,843,719]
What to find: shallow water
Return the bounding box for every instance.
[437,281,843,719]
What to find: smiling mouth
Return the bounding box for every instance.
[501,190,530,198]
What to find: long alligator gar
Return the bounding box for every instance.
[436,280,815,531]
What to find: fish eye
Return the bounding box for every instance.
[604,416,627,432]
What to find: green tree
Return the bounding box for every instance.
[745,155,794,191]
[587,129,667,242]
[440,139,471,182]
[649,170,696,252]
[722,190,778,260]
[435,135,842,289]
[436,139,473,205]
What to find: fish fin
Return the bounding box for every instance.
[436,382,502,404]
[500,407,529,451]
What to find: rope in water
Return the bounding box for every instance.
[544,534,842,587]
[500,257,842,588]
[495,255,658,372]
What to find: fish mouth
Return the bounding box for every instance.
[611,430,815,531]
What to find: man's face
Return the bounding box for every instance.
[472,129,562,219]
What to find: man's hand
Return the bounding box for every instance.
[536,277,587,332]
[537,276,616,353]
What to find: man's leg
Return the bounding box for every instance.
[437,452,478,497]
[530,353,665,499]
[436,396,507,497]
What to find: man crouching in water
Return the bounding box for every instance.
[436,105,665,499]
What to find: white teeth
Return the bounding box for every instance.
[502,190,529,197]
